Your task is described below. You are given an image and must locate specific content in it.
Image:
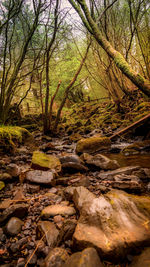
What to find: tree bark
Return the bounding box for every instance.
[68,0,150,97]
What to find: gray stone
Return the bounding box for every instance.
[37,221,59,247]
[64,247,104,267]
[6,217,23,236]
[41,205,76,218]
[25,170,56,185]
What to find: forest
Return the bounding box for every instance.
[0,0,150,266]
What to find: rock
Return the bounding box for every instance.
[73,186,95,210]
[42,142,56,152]
[64,247,104,267]
[82,153,119,170]
[16,258,26,267]
[10,237,28,253]
[0,227,6,241]
[68,175,90,187]
[110,180,142,192]
[44,192,62,202]
[147,182,150,191]
[59,154,83,164]
[99,166,141,180]
[31,151,61,172]
[0,181,5,191]
[37,221,59,247]
[26,184,40,193]
[44,247,69,267]
[6,217,23,236]
[122,140,150,155]
[144,168,150,178]
[25,170,56,185]
[0,173,12,182]
[61,162,88,173]
[41,205,76,218]
[72,187,150,261]
[76,136,111,154]
[64,187,76,200]
[0,204,28,225]
[129,247,150,267]
[57,219,77,245]
[109,174,142,192]
[6,163,20,177]
[27,250,37,265]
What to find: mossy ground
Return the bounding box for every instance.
[60,95,150,136]
[0,126,32,152]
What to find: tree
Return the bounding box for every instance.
[0,0,44,123]
[68,0,150,97]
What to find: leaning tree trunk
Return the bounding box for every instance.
[68,0,150,97]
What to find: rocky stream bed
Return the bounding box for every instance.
[0,131,150,267]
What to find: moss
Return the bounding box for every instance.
[0,181,5,191]
[114,53,132,74]
[0,126,32,151]
[122,140,150,154]
[31,151,61,172]
[76,136,111,153]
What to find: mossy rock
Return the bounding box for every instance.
[0,126,32,152]
[0,181,5,191]
[122,140,150,155]
[76,136,111,154]
[31,151,61,172]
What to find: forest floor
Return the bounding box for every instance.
[0,95,150,267]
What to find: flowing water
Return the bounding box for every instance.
[104,152,150,168]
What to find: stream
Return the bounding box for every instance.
[0,134,150,267]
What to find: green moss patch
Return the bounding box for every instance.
[76,136,111,154]
[31,151,61,172]
[0,126,32,152]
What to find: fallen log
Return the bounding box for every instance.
[110,113,150,140]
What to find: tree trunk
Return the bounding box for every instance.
[53,41,91,131]
[68,0,150,97]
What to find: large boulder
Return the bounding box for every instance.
[64,247,104,267]
[76,137,111,154]
[31,151,61,172]
[72,187,150,261]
